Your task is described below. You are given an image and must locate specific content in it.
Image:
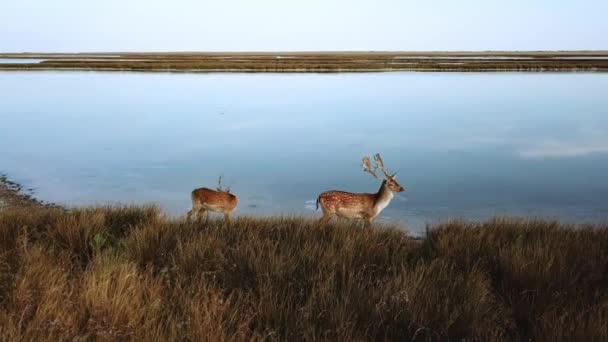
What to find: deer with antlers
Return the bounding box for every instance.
[187,175,238,224]
[316,154,404,227]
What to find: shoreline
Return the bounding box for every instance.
[0,172,603,241]
[0,174,59,210]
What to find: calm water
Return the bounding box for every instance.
[0,59,44,64]
[1,71,608,234]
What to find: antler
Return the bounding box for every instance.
[217,175,224,192]
[374,153,394,178]
[362,156,379,179]
[363,153,395,180]
[216,174,232,193]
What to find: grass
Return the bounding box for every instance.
[1,52,608,72]
[0,205,607,340]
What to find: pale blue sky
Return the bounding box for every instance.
[1,0,607,52]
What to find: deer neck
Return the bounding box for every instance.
[373,181,394,213]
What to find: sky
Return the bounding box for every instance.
[1,0,607,52]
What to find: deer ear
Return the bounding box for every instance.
[391,173,397,179]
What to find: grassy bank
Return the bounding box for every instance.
[1,205,607,340]
[0,174,56,210]
[2,51,608,72]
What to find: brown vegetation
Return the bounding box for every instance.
[1,52,608,72]
[0,205,607,340]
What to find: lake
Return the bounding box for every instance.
[1,71,607,234]
[0,59,44,64]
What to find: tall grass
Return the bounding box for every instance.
[0,206,606,340]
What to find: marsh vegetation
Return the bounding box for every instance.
[1,205,606,340]
[1,52,608,72]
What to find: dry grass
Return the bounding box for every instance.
[0,206,607,341]
[1,52,607,72]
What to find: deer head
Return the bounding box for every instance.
[362,153,404,192]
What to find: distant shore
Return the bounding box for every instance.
[2,51,608,72]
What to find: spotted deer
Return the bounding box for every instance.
[316,154,404,227]
[187,176,238,223]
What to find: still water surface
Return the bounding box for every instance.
[1,71,607,234]
[0,59,44,64]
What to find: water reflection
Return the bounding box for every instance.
[1,71,607,234]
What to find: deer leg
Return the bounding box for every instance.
[193,208,206,224]
[186,209,194,222]
[199,209,208,224]
[318,209,333,225]
[364,216,374,228]
[319,215,332,225]
[223,212,230,225]
[187,204,199,222]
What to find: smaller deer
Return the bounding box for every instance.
[317,154,404,227]
[187,176,238,223]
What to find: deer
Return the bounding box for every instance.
[316,154,404,227]
[187,175,238,224]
